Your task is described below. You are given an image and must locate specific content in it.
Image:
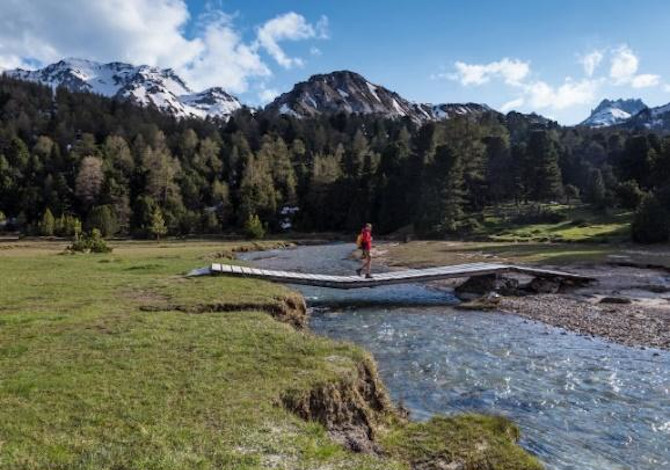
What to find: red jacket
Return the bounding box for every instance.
[360,228,372,250]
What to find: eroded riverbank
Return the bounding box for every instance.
[240,243,670,470]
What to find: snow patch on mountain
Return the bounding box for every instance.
[581,98,648,127]
[6,58,241,120]
[265,70,492,122]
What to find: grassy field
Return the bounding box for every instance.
[0,239,540,469]
[384,204,670,269]
[472,204,631,243]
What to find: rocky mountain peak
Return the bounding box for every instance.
[5,58,241,120]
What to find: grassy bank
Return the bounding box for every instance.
[0,239,540,469]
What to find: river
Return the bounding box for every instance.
[239,243,670,470]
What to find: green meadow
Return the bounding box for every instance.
[0,240,540,470]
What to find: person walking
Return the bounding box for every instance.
[356,223,373,278]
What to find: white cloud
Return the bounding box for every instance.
[451,58,530,86]
[631,73,661,89]
[610,45,639,84]
[258,87,280,103]
[255,12,325,68]
[181,11,270,92]
[444,56,598,112]
[443,44,666,116]
[0,1,327,94]
[310,46,322,56]
[315,16,330,39]
[526,79,599,110]
[580,50,603,77]
[500,97,524,112]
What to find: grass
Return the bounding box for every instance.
[384,204,670,269]
[0,239,541,469]
[382,415,541,470]
[474,204,631,243]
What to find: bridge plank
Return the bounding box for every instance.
[209,262,592,289]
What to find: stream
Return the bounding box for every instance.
[239,243,670,470]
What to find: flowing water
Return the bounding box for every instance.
[239,243,670,470]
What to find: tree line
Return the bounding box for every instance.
[0,76,668,242]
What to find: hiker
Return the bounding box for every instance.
[356,223,373,278]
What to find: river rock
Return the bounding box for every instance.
[455,274,520,300]
[527,277,561,294]
[599,296,633,305]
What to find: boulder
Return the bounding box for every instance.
[526,277,561,294]
[455,274,520,300]
[599,296,633,305]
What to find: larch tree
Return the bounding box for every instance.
[75,156,104,208]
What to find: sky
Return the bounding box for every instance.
[2,0,670,124]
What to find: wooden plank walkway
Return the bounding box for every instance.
[209,262,593,289]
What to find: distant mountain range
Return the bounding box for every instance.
[5,58,241,120]
[580,98,670,130]
[6,58,670,130]
[3,59,494,123]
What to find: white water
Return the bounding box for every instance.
[240,243,670,470]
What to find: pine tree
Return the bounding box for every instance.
[527,130,563,202]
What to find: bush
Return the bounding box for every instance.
[67,229,113,253]
[244,214,265,240]
[632,195,670,244]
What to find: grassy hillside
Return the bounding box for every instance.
[0,240,540,469]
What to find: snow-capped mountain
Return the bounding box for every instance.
[264,70,492,122]
[6,58,241,120]
[581,99,648,127]
[620,102,670,131]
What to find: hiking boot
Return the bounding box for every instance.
[356,268,362,276]
[365,273,373,279]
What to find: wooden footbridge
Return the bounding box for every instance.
[209,262,593,289]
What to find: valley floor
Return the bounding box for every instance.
[0,239,540,470]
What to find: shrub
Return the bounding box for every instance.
[632,195,670,244]
[67,229,113,253]
[244,214,265,240]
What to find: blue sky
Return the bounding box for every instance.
[2,0,670,124]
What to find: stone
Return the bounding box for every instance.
[455,274,520,299]
[527,277,561,294]
[599,297,633,305]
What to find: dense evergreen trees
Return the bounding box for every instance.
[0,76,669,242]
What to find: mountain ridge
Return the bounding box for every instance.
[5,58,241,120]
[264,70,493,122]
[581,98,648,128]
